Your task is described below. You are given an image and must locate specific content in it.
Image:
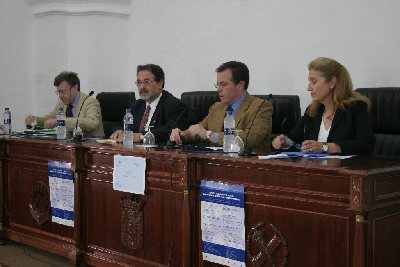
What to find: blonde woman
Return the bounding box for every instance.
[272,57,375,155]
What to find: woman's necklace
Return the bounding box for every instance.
[322,110,336,131]
[323,110,336,121]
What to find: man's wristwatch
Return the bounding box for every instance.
[322,142,329,153]
[205,130,212,141]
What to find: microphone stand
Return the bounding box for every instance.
[166,106,188,149]
[238,100,266,157]
[73,90,94,143]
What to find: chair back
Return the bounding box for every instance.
[96,92,136,138]
[181,91,220,125]
[254,94,301,136]
[355,87,400,156]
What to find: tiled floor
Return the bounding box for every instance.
[0,240,77,267]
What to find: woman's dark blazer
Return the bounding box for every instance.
[288,100,375,155]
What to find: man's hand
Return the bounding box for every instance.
[170,128,185,145]
[44,118,57,129]
[272,134,289,149]
[186,124,207,140]
[25,115,36,125]
[170,124,208,145]
[110,130,124,142]
[133,133,141,143]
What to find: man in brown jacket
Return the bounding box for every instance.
[170,61,273,154]
[25,71,104,137]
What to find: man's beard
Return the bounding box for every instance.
[140,91,160,103]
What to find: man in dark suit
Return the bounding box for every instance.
[111,64,188,143]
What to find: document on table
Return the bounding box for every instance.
[259,152,355,160]
[200,180,246,267]
[113,155,146,195]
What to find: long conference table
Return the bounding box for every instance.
[0,137,399,267]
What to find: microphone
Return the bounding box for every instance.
[73,90,94,143]
[238,99,266,157]
[166,106,188,149]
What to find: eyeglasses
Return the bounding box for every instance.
[135,80,155,87]
[214,82,229,89]
[54,87,72,96]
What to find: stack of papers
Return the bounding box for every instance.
[25,129,57,135]
[12,129,57,136]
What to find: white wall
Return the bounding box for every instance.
[129,0,400,107]
[1,0,400,130]
[0,0,32,130]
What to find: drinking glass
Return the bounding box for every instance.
[143,126,155,146]
[232,129,244,153]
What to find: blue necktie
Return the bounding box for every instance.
[226,105,233,115]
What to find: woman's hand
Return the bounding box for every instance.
[301,140,323,153]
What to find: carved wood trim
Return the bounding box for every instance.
[120,194,144,250]
[350,176,363,210]
[29,180,51,226]
[246,222,289,267]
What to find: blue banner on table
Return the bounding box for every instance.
[48,161,74,227]
[200,180,245,267]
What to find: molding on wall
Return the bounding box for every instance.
[26,0,132,17]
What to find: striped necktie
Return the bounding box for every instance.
[139,105,151,133]
[66,104,73,117]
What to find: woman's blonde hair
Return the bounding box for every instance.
[308,57,370,116]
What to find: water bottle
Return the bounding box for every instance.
[123,109,134,148]
[3,108,12,135]
[56,107,67,140]
[223,108,235,153]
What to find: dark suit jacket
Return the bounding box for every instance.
[128,90,188,142]
[289,100,375,155]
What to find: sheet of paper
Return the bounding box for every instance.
[48,161,74,227]
[258,154,291,159]
[321,155,355,159]
[259,153,355,160]
[201,180,246,267]
[95,139,117,144]
[113,155,146,195]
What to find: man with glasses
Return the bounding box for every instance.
[170,61,273,154]
[110,64,188,143]
[24,71,104,137]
